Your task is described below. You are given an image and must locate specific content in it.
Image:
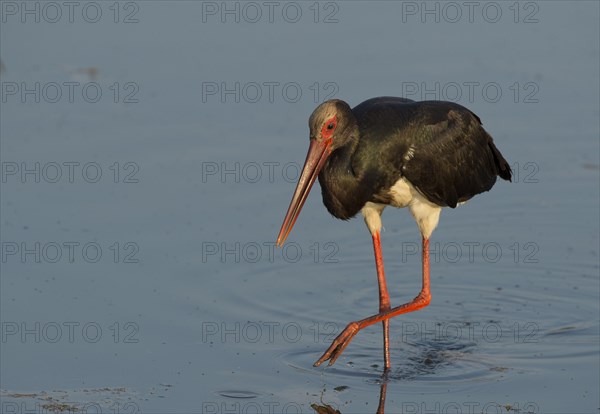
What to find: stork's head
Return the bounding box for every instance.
[276,99,355,246]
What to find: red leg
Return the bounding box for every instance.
[372,232,391,370]
[314,237,431,367]
[376,379,388,414]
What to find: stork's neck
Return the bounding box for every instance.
[318,126,368,220]
[326,131,359,175]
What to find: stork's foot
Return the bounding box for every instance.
[314,321,360,367]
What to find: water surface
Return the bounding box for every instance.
[1,2,598,413]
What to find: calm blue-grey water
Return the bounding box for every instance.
[1,1,598,413]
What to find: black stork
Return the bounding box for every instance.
[276,97,512,370]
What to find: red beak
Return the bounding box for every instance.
[276,139,332,247]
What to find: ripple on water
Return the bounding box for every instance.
[278,336,502,387]
[216,390,260,399]
[275,275,598,389]
[242,241,597,390]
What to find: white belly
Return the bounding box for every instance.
[362,177,444,239]
[388,177,414,208]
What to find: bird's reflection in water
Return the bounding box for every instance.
[310,339,479,413]
[310,402,341,414]
[311,376,388,414]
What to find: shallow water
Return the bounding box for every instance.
[1,1,599,413]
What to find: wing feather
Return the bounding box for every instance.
[352,99,511,208]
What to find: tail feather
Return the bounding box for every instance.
[489,140,512,182]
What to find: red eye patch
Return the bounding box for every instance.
[321,116,337,139]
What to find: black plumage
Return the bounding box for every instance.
[317,97,512,219]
